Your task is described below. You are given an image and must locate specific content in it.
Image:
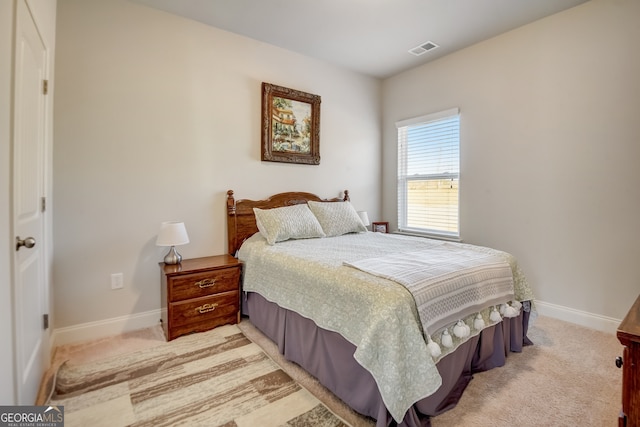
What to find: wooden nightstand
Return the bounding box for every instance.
[617,294,640,427]
[160,255,242,341]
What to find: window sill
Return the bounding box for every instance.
[393,230,463,243]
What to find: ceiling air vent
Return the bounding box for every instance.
[408,41,439,56]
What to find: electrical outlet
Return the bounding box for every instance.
[111,273,124,290]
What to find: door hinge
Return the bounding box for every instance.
[41,196,46,212]
[43,79,48,95]
[43,314,49,330]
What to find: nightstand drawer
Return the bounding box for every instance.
[168,267,240,302]
[169,291,239,328]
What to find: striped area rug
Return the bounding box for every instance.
[47,324,350,427]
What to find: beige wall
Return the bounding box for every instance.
[54,0,639,334]
[382,0,640,322]
[53,0,381,329]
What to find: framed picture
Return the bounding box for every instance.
[261,82,321,165]
[372,222,389,233]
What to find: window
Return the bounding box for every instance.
[397,108,460,238]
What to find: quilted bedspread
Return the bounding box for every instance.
[345,244,515,338]
[238,232,533,422]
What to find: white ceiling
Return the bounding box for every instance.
[132,0,589,79]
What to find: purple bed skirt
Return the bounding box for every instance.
[243,292,532,427]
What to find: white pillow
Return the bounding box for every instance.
[307,201,367,237]
[253,204,326,245]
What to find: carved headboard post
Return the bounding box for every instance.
[226,190,237,256]
[226,190,236,215]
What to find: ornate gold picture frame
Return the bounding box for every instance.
[261,82,321,165]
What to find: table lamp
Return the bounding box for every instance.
[357,211,370,230]
[156,221,189,264]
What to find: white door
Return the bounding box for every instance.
[13,0,48,405]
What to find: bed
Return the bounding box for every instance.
[226,189,534,427]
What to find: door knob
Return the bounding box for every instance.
[16,236,36,251]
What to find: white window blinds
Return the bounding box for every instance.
[397,108,460,238]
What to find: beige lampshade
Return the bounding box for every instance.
[357,211,370,227]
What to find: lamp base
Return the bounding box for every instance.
[163,246,182,264]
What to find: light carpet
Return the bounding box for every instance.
[45,324,350,427]
[238,316,623,427]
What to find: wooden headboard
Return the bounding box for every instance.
[226,190,350,256]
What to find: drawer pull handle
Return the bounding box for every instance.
[196,303,218,314]
[196,278,217,288]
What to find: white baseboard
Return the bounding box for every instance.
[51,309,163,347]
[534,300,621,334]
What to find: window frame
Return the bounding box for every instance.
[396,108,460,240]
